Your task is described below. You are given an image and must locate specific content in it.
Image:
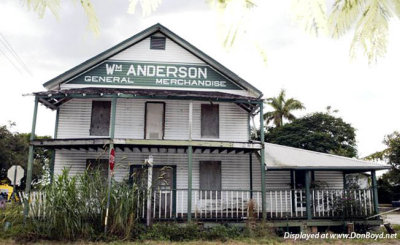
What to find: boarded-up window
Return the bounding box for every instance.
[90,101,111,136]
[200,161,221,199]
[86,159,108,178]
[201,104,219,138]
[145,102,165,139]
[150,36,166,50]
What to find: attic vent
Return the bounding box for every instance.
[150,36,166,50]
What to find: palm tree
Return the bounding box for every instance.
[263,89,305,127]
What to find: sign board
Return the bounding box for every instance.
[67,61,242,90]
[7,165,24,186]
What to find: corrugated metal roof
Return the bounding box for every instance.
[265,143,390,170]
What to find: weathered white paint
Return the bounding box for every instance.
[314,171,344,189]
[59,33,254,97]
[54,148,252,212]
[111,33,204,64]
[56,98,249,142]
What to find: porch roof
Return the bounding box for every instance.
[33,87,261,111]
[265,143,390,171]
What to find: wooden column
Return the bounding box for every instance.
[105,97,117,233]
[249,152,253,198]
[371,170,379,215]
[24,96,39,219]
[305,170,312,220]
[259,102,266,219]
[187,101,193,221]
[50,108,59,184]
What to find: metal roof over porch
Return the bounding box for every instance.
[33,87,262,111]
[31,138,262,153]
[265,143,390,170]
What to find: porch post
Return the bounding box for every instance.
[305,170,312,220]
[24,96,39,219]
[259,101,267,219]
[371,170,379,215]
[187,101,193,221]
[104,97,117,233]
[249,152,253,198]
[50,108,59,184]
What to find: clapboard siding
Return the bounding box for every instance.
[251,154,291,191]
[110,33,204,64]
[57,99,109,138]
[114,99,145,138]
[54,149,252,212]
[314,171,344,189]
[56,99,249,141]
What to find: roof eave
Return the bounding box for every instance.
[43,23,263,98]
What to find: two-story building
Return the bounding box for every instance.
[25,24,389,229]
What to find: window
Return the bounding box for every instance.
[86,159,108,178]
[90,101,111,136]
[201,104,219,138]
[199,161,221,199]
[145,102,165,139]
[150,36,166,50]
[293,170,315,189]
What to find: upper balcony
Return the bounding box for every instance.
[33,88,263,149]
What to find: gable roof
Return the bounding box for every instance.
[264,143,390,170]
[43,23,263,98]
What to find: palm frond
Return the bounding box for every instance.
[328,0,366,38]
[284,98,306,111]
[127,0,162,16]
[350,0,390,63]
[291,0,328,36]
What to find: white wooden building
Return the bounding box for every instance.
[26,24,389,228]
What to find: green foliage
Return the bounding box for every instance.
[0,124,52,189]
[265,112,357,157]
[331,191,365,218]
[366,131,400,203]
[263,89,305,127]
[17,168,141,241]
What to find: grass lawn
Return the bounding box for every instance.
[1,236,399,245]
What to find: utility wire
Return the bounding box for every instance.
[0,33,32,76]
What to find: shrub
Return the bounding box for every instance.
[20,168,142,241]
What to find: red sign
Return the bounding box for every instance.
[109,148,115,171]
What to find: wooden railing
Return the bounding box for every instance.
[20,188,375,221]
[142,188,374,221]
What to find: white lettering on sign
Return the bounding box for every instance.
[155,79,226,87]
[84,76,134,84]
[72,62,239,89]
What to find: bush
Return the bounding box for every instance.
[16,168,143,241]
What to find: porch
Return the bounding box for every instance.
[136,188,376,221]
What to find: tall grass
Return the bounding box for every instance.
[24,168,141,240]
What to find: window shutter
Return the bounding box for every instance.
[150,36,166,50]
[90,101,111,136]
[201,104,219,138]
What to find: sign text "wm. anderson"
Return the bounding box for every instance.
[68,61,241,90]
